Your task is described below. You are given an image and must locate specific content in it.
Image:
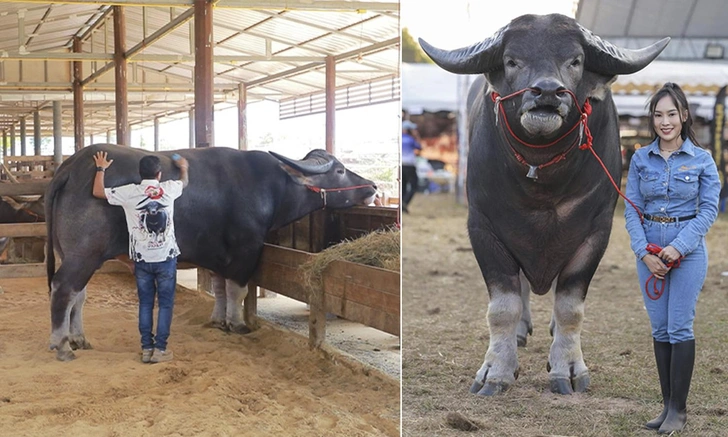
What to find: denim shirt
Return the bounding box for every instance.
[624,137,720,260]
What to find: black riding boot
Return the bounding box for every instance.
[645,340,672,429]
[658,340,695,434]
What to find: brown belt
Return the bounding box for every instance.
[643,213,697,223]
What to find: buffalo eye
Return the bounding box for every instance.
[336,169,345,175]
[505,59,518,68]
[570,57,582,67]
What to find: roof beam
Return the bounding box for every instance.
[236,36,397,87]
[0,51,330,62]
[0,1,399,12]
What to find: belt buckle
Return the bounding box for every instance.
[659,216,673,223]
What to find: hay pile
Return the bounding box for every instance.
[299,227,400,292]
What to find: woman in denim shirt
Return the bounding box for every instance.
[624,83,720,434]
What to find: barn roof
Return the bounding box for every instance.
[0,1,399,136]
[576,0,728,61]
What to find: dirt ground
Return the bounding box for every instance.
[402,193,728,437]
[0,273,400,437]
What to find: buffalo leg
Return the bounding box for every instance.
[224,279,250,334]
[68,287,92,350]
[516,270,533,347]
[208,272,227,330]
[49,258,97,361]
[471,289,522,395]
[468,213,523,396]
[547,232,606,394]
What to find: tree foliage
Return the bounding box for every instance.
[402,27,433,64]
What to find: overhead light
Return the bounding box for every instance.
[705,43,724,59]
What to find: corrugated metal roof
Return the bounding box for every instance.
[0,1,399,137]
[576,0,728,60]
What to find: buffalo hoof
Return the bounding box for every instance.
[205,320,228,331]
[228,323,252,335]
[474,381,510,396]
[56,349,76,362]
[572,373,590,393]
[469,379,484,394]
[517,335,528,347]
[550,378,574,395]
[546,361,551,372]
[68,336,93,350]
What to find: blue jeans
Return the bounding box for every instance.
[134,257,177,351]
[636,220,708,343]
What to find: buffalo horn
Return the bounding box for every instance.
[418,24,508,75]
[269,151,334,174]
[580,24,670,75]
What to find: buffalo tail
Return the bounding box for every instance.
[45,166,69,294]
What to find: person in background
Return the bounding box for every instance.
[624,82,720,434]
[92,151,189,364]
[401,119,422,214]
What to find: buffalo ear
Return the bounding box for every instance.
[586,73,618,101]
[278,162,314,186]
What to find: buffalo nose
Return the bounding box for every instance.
[372,184,378,190]
[530,79,567,98]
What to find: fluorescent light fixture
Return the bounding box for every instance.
[705,43,724,59]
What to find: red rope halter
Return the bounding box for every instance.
[491,87,644,222]
[305,184,375,209]
[644,243,681,300]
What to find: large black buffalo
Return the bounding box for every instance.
[45,144,377,361]
[419,14,669,395]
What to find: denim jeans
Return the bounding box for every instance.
[134,257,177,351]
[636,220,707,344]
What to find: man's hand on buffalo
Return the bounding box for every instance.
[172,156,190,188]
[92,151,112,199]
[172,156,189,170]
[93,151,113,169]
[642,254,670,279]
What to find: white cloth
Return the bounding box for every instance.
[105,179,184,263]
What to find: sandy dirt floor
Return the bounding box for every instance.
[175,270,401,380]
[402,193,728,437]
[0,273,400,437]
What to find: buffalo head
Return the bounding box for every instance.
[419,14,669,139]
[271,149,378,208]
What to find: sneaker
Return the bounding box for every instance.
[150,348,173,363]
[141,349,154,363]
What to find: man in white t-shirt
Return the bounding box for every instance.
[92,151,189,364]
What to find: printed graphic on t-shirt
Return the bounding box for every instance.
[105,180,183,263]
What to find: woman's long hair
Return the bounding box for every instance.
[646,82,703,148]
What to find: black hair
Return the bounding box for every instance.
[647,82,703,148]
[139,155,162,179]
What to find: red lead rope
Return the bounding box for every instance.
[644,243,681,300]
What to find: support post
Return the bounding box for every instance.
[2,130,6,161]
[33,110,41,155]
[188,108,195,148]
[113,6,129,146]
[154,117,159,151]
[10,125,15,156]
[53,101,62,167]
[106,130,112,143]
[325,55,335,154]
[73,37,84,151]
[238,83,247,150]
[20,117,26,156]
[194,0,213,148]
